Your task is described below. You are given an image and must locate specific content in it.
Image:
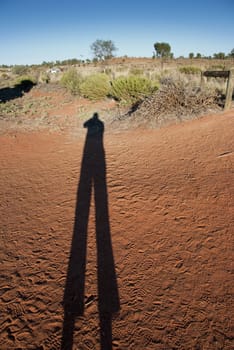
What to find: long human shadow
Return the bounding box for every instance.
[61,113,120,350]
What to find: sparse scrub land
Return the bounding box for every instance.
[0,56,233,131]
[123,77,222,126]
[60,69,158,104]
[209,64,226,71]
[178,65,201,74]
[12,64,29,75]
[128,67,144,76]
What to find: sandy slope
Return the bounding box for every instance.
[0,111,233,350]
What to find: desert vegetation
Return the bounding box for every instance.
[56,55,231,115]
[79,73,111,100]
[0,53,233,132]
[60,68,83,95]
[110,75,159,104]
[122,77,222,128]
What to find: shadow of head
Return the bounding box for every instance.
[0,79,36,103]
[84,112,104,136]
[17,79,35,93]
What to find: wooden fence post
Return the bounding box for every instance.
[203,70,233,110]
[200,72,205,88]
[224,69,234,110]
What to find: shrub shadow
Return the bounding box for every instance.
[0,80,35,103]
[61,113,120,350]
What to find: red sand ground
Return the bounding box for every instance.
[0,110,233,350]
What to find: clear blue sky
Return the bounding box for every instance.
[0,0,233,65]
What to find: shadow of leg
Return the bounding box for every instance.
[61,313,75,350]
[61,167,91,349]
[61,115,120,350]
[94,140,120,350]
[100,312,112,350]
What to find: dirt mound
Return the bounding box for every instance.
[0,110,233,349]
[0,83,118,134]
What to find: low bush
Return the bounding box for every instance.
[102,67,113,76]
[12,65,29,75]
[1,73,10,80]
[60,69,83,95]
[179,66,201,75]
[40,72,50,83]
[129,67,144,76]
[110,75,159,104]
[209,64,226,71]
[14,75,37,86]
[80,73,110,100]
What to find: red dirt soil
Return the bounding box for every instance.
[0,110,233,350]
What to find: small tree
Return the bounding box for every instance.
[189,52,194,59]
[153,42,171,58]
[229,48,234,58]
[213,52,226,59]
[90,39,117,61]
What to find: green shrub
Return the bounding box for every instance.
[179,66,201,75]
[1,73,9,80]
[102,68,113,76]
[209,64,226,70]
[40,72,50,83]
[110,75,159,104]
[80,73,110,100]
[14,75,37,86]
[129,67,144,76]
[60,69,83,95]
[12,65,29,75]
